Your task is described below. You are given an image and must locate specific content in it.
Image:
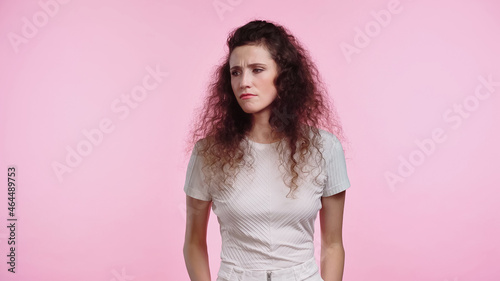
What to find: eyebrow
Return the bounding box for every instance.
[230,63,267,71]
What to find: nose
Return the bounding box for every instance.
[239,69,251,89]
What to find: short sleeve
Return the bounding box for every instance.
[183,142,212,201]
[322,133,351,197]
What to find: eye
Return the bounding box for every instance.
[253,68,263,73]
[231,70,239,76]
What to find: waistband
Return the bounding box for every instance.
[217,256,321,281]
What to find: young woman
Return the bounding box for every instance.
[183,19,351,281]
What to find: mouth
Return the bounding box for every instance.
[240,93,256,99]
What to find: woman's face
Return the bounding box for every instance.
[229,44,279,115]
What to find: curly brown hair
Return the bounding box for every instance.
[184,19,349,199]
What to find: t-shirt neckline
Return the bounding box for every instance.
[245,135,281,148]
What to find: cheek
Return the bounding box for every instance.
[230,79,237,92]
[260,75,275,89]
[264,77,277,93]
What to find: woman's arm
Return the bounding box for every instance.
[183,195,212,281]
[319,190,347,281]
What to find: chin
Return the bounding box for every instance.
[240,105,260,114]
[242,109,258,114]
[240,103,272,115]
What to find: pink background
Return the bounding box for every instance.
[1,0,499,280]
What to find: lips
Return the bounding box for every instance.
[240,93,256,98]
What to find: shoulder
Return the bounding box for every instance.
[193,136,213,152]
[317,128,341,148]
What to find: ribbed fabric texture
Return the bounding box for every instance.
[183,128,351,271]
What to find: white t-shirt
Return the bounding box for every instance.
[183,128,351,270]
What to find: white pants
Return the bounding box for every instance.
[216,256,324,281]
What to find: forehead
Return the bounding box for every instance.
[229,44,273,66]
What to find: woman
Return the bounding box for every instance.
[183,19,351,281]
